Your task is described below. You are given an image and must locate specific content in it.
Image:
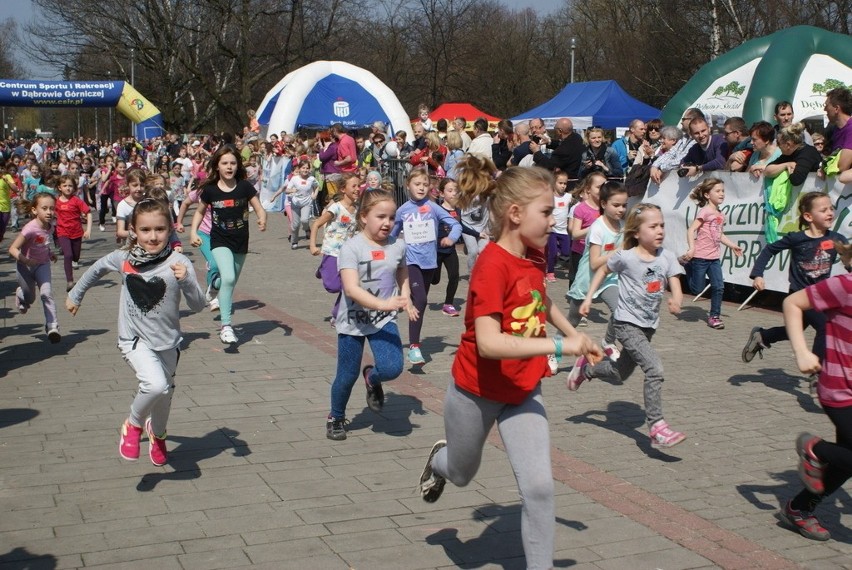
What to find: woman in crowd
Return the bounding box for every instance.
[578,128,622,179]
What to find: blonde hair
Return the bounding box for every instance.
[584,127,605,144]
[455,155,553,240]
[689,177,723,207]
[623,203,662,250]
[356,188,396,230]
[406,166,430,186]
[777,122,807,146]
[446,131,463,151]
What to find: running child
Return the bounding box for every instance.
[309,172,359,322]
[99,160,126,231]
[570,203,688,449]
[679,178,743,329]
[326,189,417,440]
[390,167,461,365]
[189,146,267,345]
[66,198,206,466]
[545,170,571,283]
[567,171,605,286]
[8,193,61,343]
[431,177,483,317]
[565,181,628,356]
[177,182,220,311]
[115,170,148,241]
[270,158,318,249]
[0,159,15,241]
[54,175,92,291]
[418,157,600,570]
[741,192,847,363]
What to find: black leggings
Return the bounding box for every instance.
[792,405,852,511]
[761,308,827,361]
[407,264,435,346]
[99,194,116,225]
[431,249,460,305]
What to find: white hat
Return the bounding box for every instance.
[191,140,201,146]
[383,141,399,158]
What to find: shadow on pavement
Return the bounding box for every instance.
[728,368,822,414]
[0,547,58,569]
[736,469,852,544]
[566,400,683,462]
[0,408,39,428]
[676,304,709,323]
[425,503,580,569]
[408,335,458,373]
[349,392,426,437]
[136,427,250,491]
[0,329,110,375]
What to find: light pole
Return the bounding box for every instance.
[108,71,113,142]
[130,48,135,137]
[570,37,576,84]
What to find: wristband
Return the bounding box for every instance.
[552,335,563,362]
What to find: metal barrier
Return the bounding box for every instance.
[380,158,412,205]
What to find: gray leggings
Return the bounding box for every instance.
[119,338,179,436]
[432,382,554,570]
[16,262,57,329]
[567,285,618,344]
[585,320,664,426]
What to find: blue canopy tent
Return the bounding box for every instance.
[512,80,660,130]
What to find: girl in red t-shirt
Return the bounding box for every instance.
[54,175,92,291]
[417,155,600,570]
[780,241,852,542]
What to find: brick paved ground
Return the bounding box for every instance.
[1,214,850,569]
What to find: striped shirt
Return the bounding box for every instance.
[810,274,852,407]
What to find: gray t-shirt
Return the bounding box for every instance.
[335,234,407,336]
[609,247,684,329]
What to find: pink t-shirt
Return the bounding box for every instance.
[693,206,725,260]
[188,188,212,234]
[570,201,600,254]
[336,134,358,173]
[20,219,53,264]
[810,274,852,408]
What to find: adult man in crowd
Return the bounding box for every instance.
[824,87,852,176]
[529,118,551,147]
[649,107,703,183]
[412,123,427,151]
[612,119,646,173]
[679,116,727,176]
[453,117,471,151]
[30,136,45,163]
[467,118,493,161]
[773,101,813,145]
[331,123,358,173]
[509,122,533,166]
[723,117,753,171]
[529,118,584,178]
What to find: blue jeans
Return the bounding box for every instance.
[329,321,403,419]
[686,258,723,317]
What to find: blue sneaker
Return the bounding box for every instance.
[408,346,425,365]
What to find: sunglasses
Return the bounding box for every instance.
[648,127,660,132]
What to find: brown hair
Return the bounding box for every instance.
[623,203,662,250]
[454,155,552,240]
[206,146,247,185]
[689,177,723,208]
[57,174,78,194]
[405,166,430,187]
[356,188,396,230]
[797,191,831,230]
[126,198,172,249]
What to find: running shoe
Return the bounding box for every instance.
[796,433,825,494]
[205,282,218,303]
[99,224,105,232]
[545,273,557,283]
[707,316,725,329]
[780,500,830,541]
[16,299,28,315]
[326,417,348,441]
[144,418,168,466]
[364,365,384,412]
[119,419,143,461]
[219,325,237,344]
[578,316,589,328]
[419,440,447,503]
[46,324,61,344]
[71,261,80,269]
[741,327,765,362]
[547,354,559,375]
[602,342,620,362]
[441,304,460,317]
[566,355,588,391]
[649,420,686,448]
[408,346,425,366]
[209,298,220,312]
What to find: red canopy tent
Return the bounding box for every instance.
[411,102,500,130]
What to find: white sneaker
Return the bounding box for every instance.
[204,282,217,303]
[99,224,105,232]
[219,325,237,344]
[111,216,117,223]
[209,298,220,312]
[602,342,621,362]
[47,324,61,344]
[71,261,80,269]
[547,354,559,374]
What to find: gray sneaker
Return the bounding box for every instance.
[326,417,348,441]
[741,327,765,363]
[419,440,447,503]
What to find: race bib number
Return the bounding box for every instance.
[556,201,566,208]
[371,250,385,261]
[404,219,435,244]
[646,280,662,293]
[820,240,835,251]
[604,243,615,251]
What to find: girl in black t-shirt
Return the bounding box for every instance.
[189,147,266,345]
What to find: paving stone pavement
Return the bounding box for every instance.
[1,214,851,569]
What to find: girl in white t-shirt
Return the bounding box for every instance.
[271,160,318,249]
[545,170,571,282]
[115,171,147,242]
[309,172,359,322]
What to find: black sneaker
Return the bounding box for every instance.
[419,440,447,503]
[780,500,830,541]
[741,327,765,363]
[364,365,384,412]
[326,417,348,441]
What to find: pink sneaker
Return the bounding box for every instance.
[119,419,143,461]
[796,433,825,494]
[441,304,460,317]
[566,355,588,391]
[545,273,557,283]
[649,420,686,448]
[145,418,168,466]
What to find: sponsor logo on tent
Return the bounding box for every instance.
[811,78,851,95]
[710,81,746,99]
[333,99,350,118]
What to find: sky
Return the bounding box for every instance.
[1,0,565,78]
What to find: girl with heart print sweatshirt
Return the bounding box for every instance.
[67,199,206,467]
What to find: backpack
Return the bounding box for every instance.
[624,163,652,197]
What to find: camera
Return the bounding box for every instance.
[677,165,692,178]
[530,135,541,144]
